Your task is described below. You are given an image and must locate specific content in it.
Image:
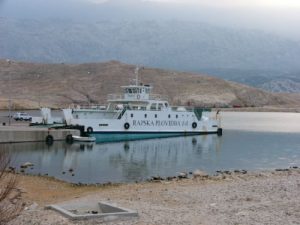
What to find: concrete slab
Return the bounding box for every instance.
[45,201,138,221]
[0,126,79,143]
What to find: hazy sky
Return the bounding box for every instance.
[1,0,300,40]
[87,0,300,8]
[143,0,300,8]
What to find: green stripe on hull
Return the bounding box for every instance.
[90,132,216,143]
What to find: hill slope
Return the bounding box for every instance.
[1,19,300,73]
[0,60,297,109]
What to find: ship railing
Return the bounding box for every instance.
[107,93,168,101]
[73,104,107,110]
[171,106,212,119]
[149,94,164,100]
[172,106,211,111]
[107,94,123,101]
[171,106,193,112]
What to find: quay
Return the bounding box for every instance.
[0,126,79,144]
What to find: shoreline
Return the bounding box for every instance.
[11,166,297,187]
[9,167,300,225]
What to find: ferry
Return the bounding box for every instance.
[62,70,222,142]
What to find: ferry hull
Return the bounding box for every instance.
[90,131,219,143]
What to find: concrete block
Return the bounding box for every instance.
[45,201,138,221]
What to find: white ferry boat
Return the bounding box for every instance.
[62,74,222,142]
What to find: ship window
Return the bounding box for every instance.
[158,103,163,110]
[145,114,147,118]
[155,114,157,118]
[150,103,156,110]
[131,113,133,118]
[168,114,171,118]
[176,115,178,118]
[165,103,168,107]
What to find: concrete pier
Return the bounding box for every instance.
[0,126,79,143]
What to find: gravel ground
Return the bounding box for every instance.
[8,169,300,225]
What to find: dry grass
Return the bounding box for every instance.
[0,151,24,224]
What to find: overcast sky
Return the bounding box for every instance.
[143,0,300,8]
[1,0,300,40]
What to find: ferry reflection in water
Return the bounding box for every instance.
[3,130,300,184]
[3,135,220,184]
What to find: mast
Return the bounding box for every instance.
[134,66,139,86]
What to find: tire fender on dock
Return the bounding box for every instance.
[217,128,223,136]
[45,135,54,145]
[65,134,74,143]
[87,127,93,133]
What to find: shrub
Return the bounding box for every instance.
[0,151,24,224]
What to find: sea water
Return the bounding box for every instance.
[1,112,300,184]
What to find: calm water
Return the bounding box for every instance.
[1,112,300,184]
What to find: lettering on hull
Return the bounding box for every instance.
[133,120,189,127]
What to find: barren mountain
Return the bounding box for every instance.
[2,19,300,93]
[1,19,300,72]
[0,60,298,109]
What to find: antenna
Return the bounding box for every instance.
[134,66,139,86]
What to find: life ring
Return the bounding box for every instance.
[192,122,197,129]
[65,134,74,143]
[87,127,93,133]
[45,135,54,145]
[137,94,140,99]
[124,122,130,130]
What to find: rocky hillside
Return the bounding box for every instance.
[0,60,298,109]
[1,19,300,73]
[201,69,300,93]
[2,19,300,94]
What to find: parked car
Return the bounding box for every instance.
[13,112,32,121]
